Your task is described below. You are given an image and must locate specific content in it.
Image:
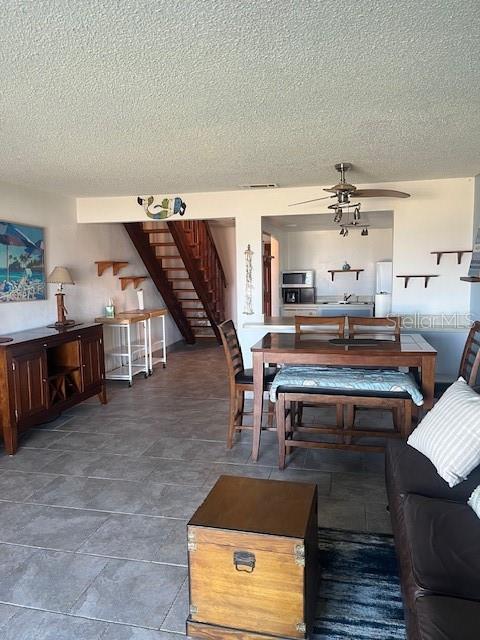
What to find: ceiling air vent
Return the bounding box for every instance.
[239,183,278,189]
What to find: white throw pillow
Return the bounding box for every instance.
[468,485,480,519]
[407,377,480,487]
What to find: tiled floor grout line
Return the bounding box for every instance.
[0,498,193,519]
[0,598,167,632]
[159,576,189,634]
[0,601,158,636]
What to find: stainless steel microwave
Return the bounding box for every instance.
[282,270,314,288]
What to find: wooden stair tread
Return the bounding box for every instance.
[149,242,177,246]
[127,220,226,346]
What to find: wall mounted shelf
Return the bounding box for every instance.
[396,275,439,289]
[460,276,480,283]
[95,261,129,276]
[118,276,148,291]
[430,250,472,265]
[328,269,364,282]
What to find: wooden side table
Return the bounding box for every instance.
[187,475,318,640]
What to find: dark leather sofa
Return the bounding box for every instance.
[385,440,480,640]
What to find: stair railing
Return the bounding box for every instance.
[167,220,227,340]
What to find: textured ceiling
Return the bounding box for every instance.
[0,1,479,196]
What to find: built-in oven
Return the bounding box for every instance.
[282,270,314,288]
[282,287,315,304]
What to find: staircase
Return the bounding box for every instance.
[124,220,227,344]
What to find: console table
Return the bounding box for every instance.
[0,323,107,455]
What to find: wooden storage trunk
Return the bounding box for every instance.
[187,475,318,640]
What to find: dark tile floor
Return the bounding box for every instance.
[0,340,391,638]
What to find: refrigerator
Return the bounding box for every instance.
[375,261,393,317]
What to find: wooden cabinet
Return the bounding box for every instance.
[0,323,106,455]
[11,350,49,425]
[81,333,104,392]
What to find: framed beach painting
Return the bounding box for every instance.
[0,221,46,302]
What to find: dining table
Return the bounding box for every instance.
[251,331,437,462]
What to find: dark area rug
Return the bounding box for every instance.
[313,529,406,639]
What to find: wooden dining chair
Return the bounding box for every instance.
[294,315,346,336]
[459,320,480,384]
[218,320,277,449]
[435,320,480,397]
[346,315,405,432]
[294,316,346,429]
[348,315,401,338]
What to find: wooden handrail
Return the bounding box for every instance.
[167,220,227,342]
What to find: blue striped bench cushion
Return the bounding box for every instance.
[270,366,424,406]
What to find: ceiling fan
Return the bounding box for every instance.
[289,162,410,210]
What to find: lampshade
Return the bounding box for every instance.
[47,266,75,285]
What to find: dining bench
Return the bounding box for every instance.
[273,365,423,468]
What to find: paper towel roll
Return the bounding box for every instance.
[375,293,392,317]
[137,289,145,310]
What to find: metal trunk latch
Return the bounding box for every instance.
[189,604,198,616]
[233,550,256,573]
[296,622,306,634]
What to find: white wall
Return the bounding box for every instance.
[470,174,480,320]
[209,224,237,321]
[77,177,475,368]
[282,227,393,299]
[77,177,475,320]
[0,180,181,355]
[391,179,474,314]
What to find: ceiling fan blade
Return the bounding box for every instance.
[288,195,333,206]
[354,189,410,198]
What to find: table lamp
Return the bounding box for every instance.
[47,266,76,328]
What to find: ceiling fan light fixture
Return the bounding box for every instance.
[361,227,368,236]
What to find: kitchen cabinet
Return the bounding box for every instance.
[0,323,106,455]
[282,306,319,318]
[282,304,374,318]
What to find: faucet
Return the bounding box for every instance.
[343,293,352,303]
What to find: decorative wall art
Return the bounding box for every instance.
[0,221,45,303]
[137,196,187,220]
[243,244,254,315]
